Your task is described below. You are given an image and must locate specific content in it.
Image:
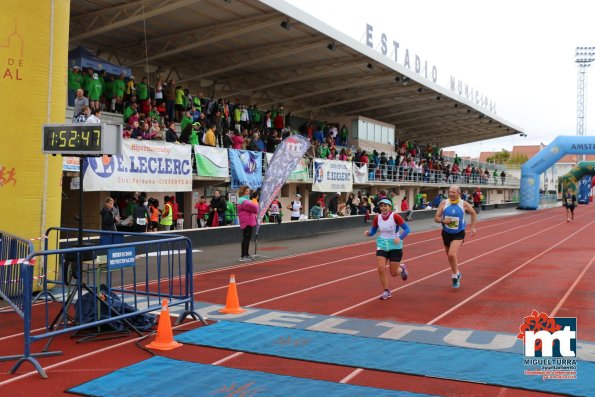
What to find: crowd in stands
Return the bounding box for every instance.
[69,65,507,187]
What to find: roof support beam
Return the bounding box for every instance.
[70,0,199,43]
[126,19,279,67]
[177,39,326,84]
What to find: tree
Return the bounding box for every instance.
[487,150,528,165]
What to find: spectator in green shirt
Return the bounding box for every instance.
[88,73,103,110]
[67,65,83,106]
[137,76,149,115]
[115,73,126,113]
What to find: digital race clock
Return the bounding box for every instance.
[42,123,122,155]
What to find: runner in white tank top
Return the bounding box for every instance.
[364,199,411,300]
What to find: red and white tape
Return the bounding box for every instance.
[30,235,48,241]
[0,258,36,266]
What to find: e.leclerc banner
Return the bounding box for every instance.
[257,135,310,232]
[312,159,353,192]
[83,140,192,192]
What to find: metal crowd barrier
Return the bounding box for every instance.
[1,227,205,378]
[0,231,35,317]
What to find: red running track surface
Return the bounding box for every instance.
[0,206,593,397]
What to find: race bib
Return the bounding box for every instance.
[136,217,147,226]
[443,216,460,230]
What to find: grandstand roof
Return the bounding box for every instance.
[69,0,523,147]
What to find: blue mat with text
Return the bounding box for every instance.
[67,356,437,397]
[175,321,594,396]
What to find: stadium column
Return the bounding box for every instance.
[0,3,70,253]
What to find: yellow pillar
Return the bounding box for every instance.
[0,2,70,255]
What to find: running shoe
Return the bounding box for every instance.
[379,290,392,300]
[400,264,408,281]
[238,256,252,262]
[452,273,462,289]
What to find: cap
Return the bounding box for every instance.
[129,75,135,79]
[72,65,80,69]
[378,198,393,206]
[296,194,301,198]
[92,73,98,79]
[192,121,200,126]
[335,192,341,195]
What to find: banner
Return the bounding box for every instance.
[257,135,310,232]
[353,163,368,184]
[312,159,353,192]
[229,149,262,190]
[0,0,69,289]
[194,145,229,178]
[83,140,192,192]
[63,157,80,172]
[266,153,310,181]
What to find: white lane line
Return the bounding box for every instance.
[426,220,595,325]
[550,254,595,317]
[331,220,564,316]
[199,214,560,297]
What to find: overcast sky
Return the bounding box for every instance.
[283,0,595,157]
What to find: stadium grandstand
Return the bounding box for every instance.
[61,0,524,230]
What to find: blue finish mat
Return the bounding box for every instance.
[67,356,437,397]
[176,321,595,397]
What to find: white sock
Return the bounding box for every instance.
[452,272,459,279]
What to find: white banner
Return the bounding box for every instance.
[83,140,192,192]
[194,145,229,178]
[312,159,353,192]
[353,163,368,184]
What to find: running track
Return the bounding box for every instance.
[0,206,593,396]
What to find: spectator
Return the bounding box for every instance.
[159,196,173,231]
[401,196,413,221]
[232,130,244,149]
[207,189,227,226]
[204,123,217,147]
[74,105,91,123]
[286,193,303,221]
[500,170,506,185]
[237,185,258,262]
[73,89,89,120]
[88,73,102,110]
[68,66,83,106]
[472,187,482,212]
[165,122,179,143]
[85,108,101,124]
[194,196,209,228]
[267,196,282,224]
[132,196,150,233]
[309,201,324,219]
[328,192,340,215]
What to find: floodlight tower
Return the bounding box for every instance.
[575,47,595,162]
[575,47,595,135]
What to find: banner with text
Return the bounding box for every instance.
[83,140,192,192]
[312,159,353,192]
[229,149,263,190]
[193,145,229,178]
[352,162,368,184]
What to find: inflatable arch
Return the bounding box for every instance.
[519,136,595,209]
[559,162,595,204]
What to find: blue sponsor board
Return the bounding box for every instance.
[107,246,136,270]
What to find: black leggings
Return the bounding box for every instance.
[241,225,253,257]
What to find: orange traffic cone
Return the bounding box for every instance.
[146,299,183,351]
[219,274,246,314]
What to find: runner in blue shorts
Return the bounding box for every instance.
[364,198,411,300]
[434,185,477,289]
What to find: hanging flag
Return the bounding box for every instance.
[229,149,262,189]
[257,135,310,234]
